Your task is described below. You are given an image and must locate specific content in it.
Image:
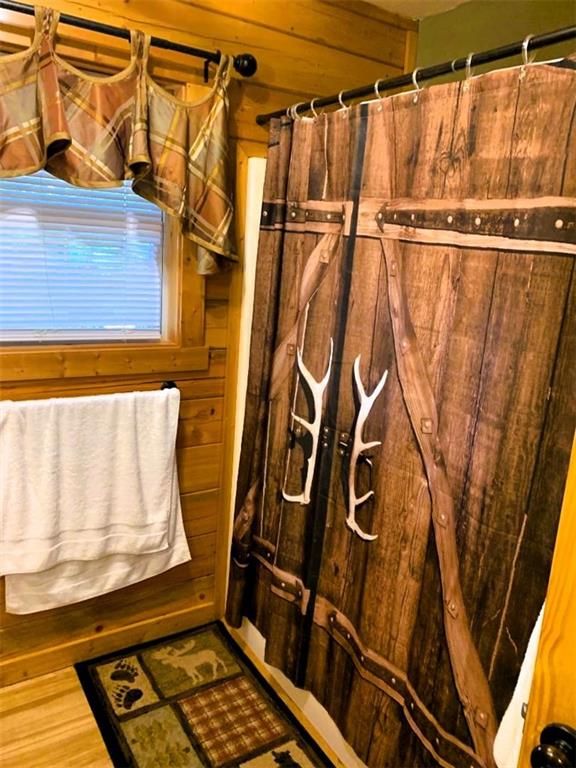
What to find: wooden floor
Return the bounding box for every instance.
[0,667,112,768]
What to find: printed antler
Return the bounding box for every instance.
[283,338,333,505]
[347,356,388,540]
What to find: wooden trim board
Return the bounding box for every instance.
[0,597,217,686]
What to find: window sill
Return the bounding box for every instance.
[0,343,210,383]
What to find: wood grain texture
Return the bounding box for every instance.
[177,396,223,447]
[0,578,216,686]
[0,568,214,644]
[0,373,226,401]
[0,345,210,382]
[382,239,497,765]
[0,667,112,768]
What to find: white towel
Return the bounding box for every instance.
[0,389,181,574]
[4,467,191,613]
[493,604,545,768]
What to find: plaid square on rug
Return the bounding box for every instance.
[179,676,288,766]
[76,622,332,768]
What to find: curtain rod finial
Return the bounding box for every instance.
[234,53,258,78]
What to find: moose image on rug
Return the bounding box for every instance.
[142,628,241,697]
[76,623,331,768]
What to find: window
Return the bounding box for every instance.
[0,172,164,343]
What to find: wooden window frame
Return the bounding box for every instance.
[0,214,209,383]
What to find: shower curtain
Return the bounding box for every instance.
[227,56,576,768]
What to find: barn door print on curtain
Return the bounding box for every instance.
[227,57,576,768]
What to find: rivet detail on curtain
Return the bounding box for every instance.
[249,542,488,768]
[369,199,576,255]
[314,597,487,768]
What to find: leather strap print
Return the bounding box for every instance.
[252,544,486,768]
[251,536,311,615]
[379,236,497,768]
[314,597,486,768]
[269,231,341,400]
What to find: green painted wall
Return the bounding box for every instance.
[416,0,575,79]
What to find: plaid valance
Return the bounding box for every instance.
[0,7,235,274]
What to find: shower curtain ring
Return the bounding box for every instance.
[462,52,474,90]
[374,78,386,99]
[338,90,350,111]
[465,52,474,81]
[411,67,422,103]
[451,58,458,72]
[289,102,305,120]
[310,98,321,120]
[522,34,536,67]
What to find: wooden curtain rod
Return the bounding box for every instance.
[0,0,258,77]
[257,25,576,124]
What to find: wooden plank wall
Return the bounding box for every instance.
[0,0,417,686]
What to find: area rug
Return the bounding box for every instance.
[76,623,333,768]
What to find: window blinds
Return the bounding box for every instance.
[0,171,163,343]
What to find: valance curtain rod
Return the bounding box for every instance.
[0,0,258,77]
[257,25,576,124]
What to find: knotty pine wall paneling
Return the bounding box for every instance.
[0,0,417,685]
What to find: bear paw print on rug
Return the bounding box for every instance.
[96,654,160,715]
[110,659,140,683]
[112,684,143,711]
